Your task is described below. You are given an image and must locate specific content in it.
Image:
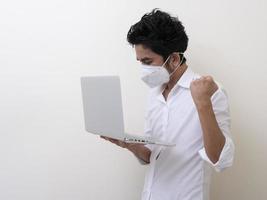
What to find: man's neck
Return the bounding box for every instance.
[165,63,188,91]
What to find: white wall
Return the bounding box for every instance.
[0,0,266,199]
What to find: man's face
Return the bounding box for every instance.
[134,44,165,66]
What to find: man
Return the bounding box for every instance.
[101,9,234,200]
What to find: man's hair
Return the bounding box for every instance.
[127,9,188,63]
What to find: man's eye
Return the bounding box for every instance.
[142,61,152,65]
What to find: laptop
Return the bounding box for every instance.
[80,76,175,147]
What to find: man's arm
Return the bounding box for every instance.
[100,136,151,164]
[190,76,226,164]
[195,101,226,164]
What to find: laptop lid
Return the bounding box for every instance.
[80,76,125,140]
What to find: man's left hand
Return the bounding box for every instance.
[190,76,218,107]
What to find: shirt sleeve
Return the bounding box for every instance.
[198,87,235,172]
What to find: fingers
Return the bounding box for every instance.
[100,136,116,143]
[100,136,109,140]
[202,76,218,90]
[190,75,219,100]
[100,136,126,147]
[191,76,215,86]
[193,75,213,81]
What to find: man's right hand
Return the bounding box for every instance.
[100,136,129,148]
[100,136,151,164]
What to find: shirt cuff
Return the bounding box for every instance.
[198,136,235,172]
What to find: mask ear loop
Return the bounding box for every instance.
[169,53,184,76]
[162,55,171,68]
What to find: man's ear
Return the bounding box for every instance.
[170,53,181,69]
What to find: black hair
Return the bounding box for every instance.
[127,9,188,64]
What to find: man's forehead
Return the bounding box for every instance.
[134,45,157,60]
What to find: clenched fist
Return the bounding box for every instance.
[190,76,218,107]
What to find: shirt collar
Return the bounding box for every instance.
[176,67,195,89]
[155,67,196,103]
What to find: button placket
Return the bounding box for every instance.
[162,104,169,135]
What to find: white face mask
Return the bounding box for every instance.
[141,53,184,88]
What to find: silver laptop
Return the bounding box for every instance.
[80,76,175,146]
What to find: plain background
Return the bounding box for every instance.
[0,0,266,199]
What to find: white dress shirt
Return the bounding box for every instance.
[140,67,235,200]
